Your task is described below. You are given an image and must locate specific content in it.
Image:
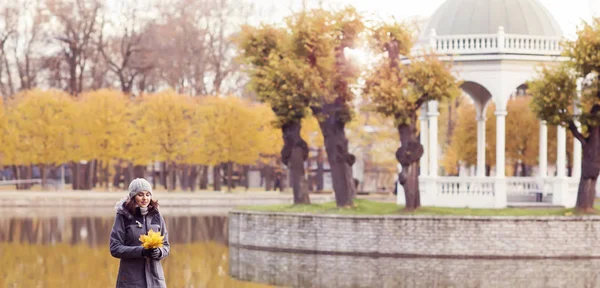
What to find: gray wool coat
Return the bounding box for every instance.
[110,197,170,288]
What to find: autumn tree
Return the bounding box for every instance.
[529,18,600,211]
[79,89,131,188]
[120,97,154,187]
[291,7,364,207]
[137,90,194,191]
[5,89,75,187]
[196,96,269,192]
[237,24,311,203]
[363,22,460,210]
[505,97,540,176]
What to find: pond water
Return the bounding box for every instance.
[3,208,600,288]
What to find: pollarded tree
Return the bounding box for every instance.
[241,7,366,207]
[362,22,460,210]
[237,24,312,203]
[288,7,364,207]
[529,18,600,211]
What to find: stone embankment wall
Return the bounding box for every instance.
[229,211,600,258]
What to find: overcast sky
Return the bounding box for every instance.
[251,0,598,39]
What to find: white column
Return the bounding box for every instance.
[428,101,439,177]
[538,121,548,178]
[494,108,507,208]
[495,109,507,177]
[553,126,569,207]
[557,126,567,177]
[419,105,429,177]
[476,115,486,177]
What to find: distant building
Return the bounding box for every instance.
[400,0,580,208]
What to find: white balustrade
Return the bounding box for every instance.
[413,33,563,57]
[434,177,496,208]
[506,177,548,195]
[412,176,580,208]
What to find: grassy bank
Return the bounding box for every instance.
[239,199,595,216]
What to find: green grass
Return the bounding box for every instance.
[239,199,596,216]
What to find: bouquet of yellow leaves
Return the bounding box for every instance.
[139,229,164,249]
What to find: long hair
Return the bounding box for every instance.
[124,197,159,216]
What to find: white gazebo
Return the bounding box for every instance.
[397,0,581,208]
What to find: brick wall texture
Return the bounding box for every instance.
[228,211,600,258]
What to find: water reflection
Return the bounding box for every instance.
[1,214,273,288]
[230,246,600,288]
[0,215,228,246]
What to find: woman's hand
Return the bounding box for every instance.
[142,248,153,258]
[142,248,162,259]
[150,248,162,259]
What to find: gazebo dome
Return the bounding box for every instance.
[423,0,563,37]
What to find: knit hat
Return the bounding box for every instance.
[128,178,153,199]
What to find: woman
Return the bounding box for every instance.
[110,178,170,288]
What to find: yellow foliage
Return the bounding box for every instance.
[3,89,76,167]
[442,96,573,175]
[197,96,267,166]
[139,229,165,249]
[301,115,324,148]
[79,89,131,171]
[137,90,195,165]
[253,103,283,164]
[443,102,496,174]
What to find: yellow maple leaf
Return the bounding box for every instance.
[139,229,164,249]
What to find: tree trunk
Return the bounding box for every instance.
[226,162,233,192]
[133,165,145,178]
[521,162,528,177]
[189,165,199,191]
[26,165,33,189]
[513,162,520,177]
[264,165,273,191]
[316,147,325,191]
[242,165,250,190]
[199,165,209,190]
[213,165,221,191]
[576,127,600,211]
[181,164,189,191]
[105,163,110,190]
[396,123,424,211]
[72,162,80,190]
[169,162,177,191]
[86,161,95,190]
[317,114,355,207]
[151,163,157,189]
[113,161,122,188]
[124,163,133,189]
[160,162,167,189]
[40,164,46,190]
[92,160,98,188]
[281,122,310,204]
